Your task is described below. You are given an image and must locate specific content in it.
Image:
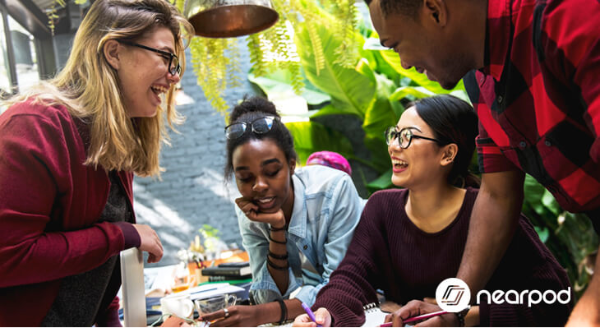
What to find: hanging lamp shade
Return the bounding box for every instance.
[184,0,279,38]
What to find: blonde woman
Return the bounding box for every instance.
[0,0,193,326]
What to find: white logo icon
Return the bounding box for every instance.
[436,278,471,312]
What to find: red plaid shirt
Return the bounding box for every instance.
[464,0,600,212]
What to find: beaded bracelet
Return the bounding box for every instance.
[267,258,289,271]
[268,251,288,260]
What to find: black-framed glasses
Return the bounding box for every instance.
[118,40,181,76]
[225,116,277,140]
[385,126,442,149]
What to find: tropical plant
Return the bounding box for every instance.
[177,0,363,112]
[49,0,359,112]
[251,2,465,190]
[249,0,598,300]
[521,175,598,299]
[49,0,597,303]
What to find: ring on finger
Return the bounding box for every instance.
[223,308,230,318]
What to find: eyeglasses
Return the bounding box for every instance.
[225,116,277,140]
[385,126,442,149]
[118,40,181,76]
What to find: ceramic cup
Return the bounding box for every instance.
[194,294,238,316]
[160,292,194,319]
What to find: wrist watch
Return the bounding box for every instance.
[454,305,471,327]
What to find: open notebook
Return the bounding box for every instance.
[268,302,388,327]
[361,303,389,327]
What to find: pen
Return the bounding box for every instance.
[301,302,322,327]
[379,310,448,327]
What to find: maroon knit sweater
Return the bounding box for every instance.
[312,188,572,326]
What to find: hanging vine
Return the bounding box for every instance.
[50,0,361,113]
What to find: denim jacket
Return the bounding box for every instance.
[236,165,364,306]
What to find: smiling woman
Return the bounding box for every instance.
[200,96,364,327]
[0,0,193,326]
[293,95,572,327]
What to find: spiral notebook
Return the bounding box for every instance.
[361,302,389,327]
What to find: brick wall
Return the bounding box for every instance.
[135,41,257,266]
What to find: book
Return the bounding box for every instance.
[208,274,252,282]
[201,264,251,277]
[217,261,249,268]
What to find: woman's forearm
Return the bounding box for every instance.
[267,227,289,293]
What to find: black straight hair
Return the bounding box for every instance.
[412,95,480,187]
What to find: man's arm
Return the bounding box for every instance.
[456,170,525,294]
[566,251,600,326]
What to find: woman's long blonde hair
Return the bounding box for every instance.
[4,0,193,177]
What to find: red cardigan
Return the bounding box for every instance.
[0,100,135,326]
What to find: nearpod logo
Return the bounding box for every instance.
[435,278,572,309]
[477,288,571,307]
[436,278,471,312]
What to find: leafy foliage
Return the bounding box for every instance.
[522,175,599,298]
[172,0,361,113]
[250,0,598,299]
[48,0,96,35]
[285,121,354,165]
[52,0,598,300]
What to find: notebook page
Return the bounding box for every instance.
[361,303,389,327]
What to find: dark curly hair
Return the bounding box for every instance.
[224,96,297,180]
[364,0,422,17]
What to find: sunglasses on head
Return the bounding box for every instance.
[225,116,277,140]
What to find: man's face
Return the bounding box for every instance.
[369,0,473,90]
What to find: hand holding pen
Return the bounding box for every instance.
[380,310,448,327]
[302,302,331,328]
[381,300,460,327]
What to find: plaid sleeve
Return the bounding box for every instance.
[570,6,600,162]
[540,0,600,162]
[464,71,520,174]
[476,119,520,173]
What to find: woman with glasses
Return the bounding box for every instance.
[199,96,363,326]
[0,0,192,326]
[294,95,572,327]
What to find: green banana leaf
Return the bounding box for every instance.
[248,70,330,106]
[363,38,401,83]
[285,121,354,166]
[295,24,376,118]
[363,135,392,173]
[366,168,395,193]
[359,61,396,136]
[310,104,357,119]
[362,71,402,174]
[389,86,435,102]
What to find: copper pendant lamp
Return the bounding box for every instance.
[184,0,279,38]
